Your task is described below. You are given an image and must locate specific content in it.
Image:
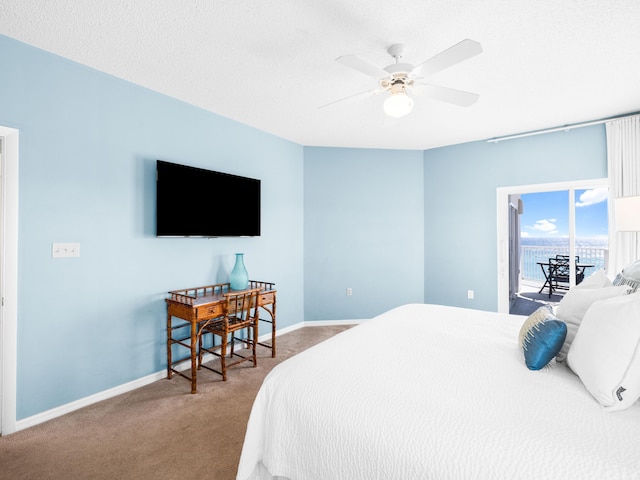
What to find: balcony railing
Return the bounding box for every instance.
[520,245,608,283]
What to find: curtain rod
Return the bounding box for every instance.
[486,111,640,143]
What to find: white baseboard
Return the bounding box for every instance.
[303,319,364,326]
[13,319,364,432]
[15,371,166,432]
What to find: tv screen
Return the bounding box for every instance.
[156,160,261,237]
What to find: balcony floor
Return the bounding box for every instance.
[510,280,566,316]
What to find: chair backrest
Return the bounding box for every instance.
[549,257,570,278]
[223,288,261,323]
[555,254,580,263]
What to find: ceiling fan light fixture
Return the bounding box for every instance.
[383,92,413,118]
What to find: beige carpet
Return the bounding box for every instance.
[0,325,352,480]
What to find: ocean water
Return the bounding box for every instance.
[520,237,608,248]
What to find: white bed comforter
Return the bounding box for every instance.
[237,304,640,480]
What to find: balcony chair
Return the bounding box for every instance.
[547,256,585,297]
[197,288,261,381]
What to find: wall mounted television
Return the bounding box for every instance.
[156,160,261,237]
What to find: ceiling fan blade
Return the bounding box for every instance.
[414,83,479,107]
[411,39,482,78]
[335,54,389,80]
[318,88,384,109]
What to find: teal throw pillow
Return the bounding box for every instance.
[519,307,568,370]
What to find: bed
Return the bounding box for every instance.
[236,302,640,480]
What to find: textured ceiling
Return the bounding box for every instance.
[1,1,640,150]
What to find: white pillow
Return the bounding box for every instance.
[555,285,631,362]
[575,269,612,289]
[567,293,640,411]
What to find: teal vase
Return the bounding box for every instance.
[230,253,249,290]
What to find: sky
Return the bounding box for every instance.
[520,187,609,239]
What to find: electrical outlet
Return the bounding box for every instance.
[467,289,474,299]
[346,287,352,296]
[52,242,80,258]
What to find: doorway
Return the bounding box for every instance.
[0,126,19,435]
[497,178,609,314]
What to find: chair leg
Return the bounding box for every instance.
[251,322,258,367]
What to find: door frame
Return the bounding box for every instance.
[497,178,608,314]
[0,126,19,435]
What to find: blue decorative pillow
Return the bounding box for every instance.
[612,259,640,293]
[613,273,640,293]
[519,307,568,370]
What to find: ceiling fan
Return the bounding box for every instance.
[326,39,482,118]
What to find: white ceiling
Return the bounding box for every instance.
[2,1,640,150]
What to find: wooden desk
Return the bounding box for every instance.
[166,280,276,393]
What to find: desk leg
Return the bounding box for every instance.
[190,322,198,394]
[258,304,277,358]
[167,314,173,379]
[271,301,277,358]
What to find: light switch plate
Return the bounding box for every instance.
[52,243,80,258]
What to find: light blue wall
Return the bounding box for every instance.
[0,36,304,419]
[304,147,425,320]
[423,125,608,311]
[0,33,611,421]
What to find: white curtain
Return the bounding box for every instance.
[606,115,640,276]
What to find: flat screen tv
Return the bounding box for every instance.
[156,160,261,237]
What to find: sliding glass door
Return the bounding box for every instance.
[517,187,608,301]
[497,179,609,314]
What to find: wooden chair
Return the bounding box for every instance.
[167,283,230,391]
[197,288,261,381]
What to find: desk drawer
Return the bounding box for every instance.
[195,304,223,319]
[259,291,276,305]
[167,302,196,320]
